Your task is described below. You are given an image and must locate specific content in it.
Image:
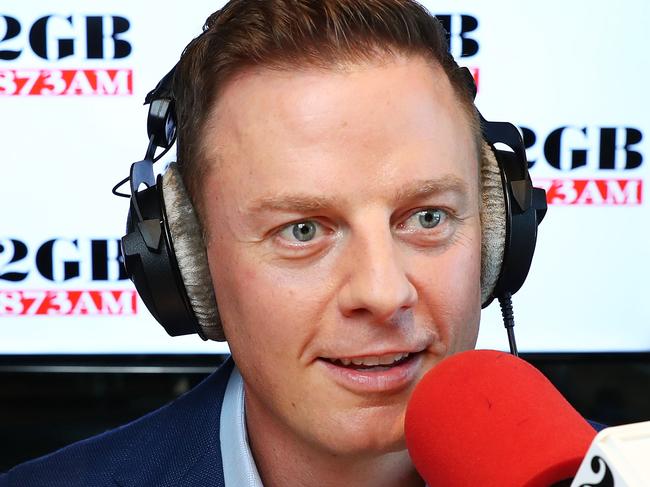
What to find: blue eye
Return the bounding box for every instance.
[292,222,317,241]
[416,209,442,229]
[278,221,320,243]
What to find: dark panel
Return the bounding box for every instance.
[0,353,648,471]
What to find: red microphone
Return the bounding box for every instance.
[404,350,597,487]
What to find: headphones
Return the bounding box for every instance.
[115,62,547,354]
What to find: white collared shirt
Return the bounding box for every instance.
[220,364,264,487]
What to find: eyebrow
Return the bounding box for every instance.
[248,194,338,213]
[394,176,470,204]
[247,175,469,214]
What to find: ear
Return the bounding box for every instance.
[162,163,225,341]
[480,140,506,305]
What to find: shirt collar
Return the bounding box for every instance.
[220,362,264,487]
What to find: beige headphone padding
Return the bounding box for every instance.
[162,163,225,341]
[479,140,506,304]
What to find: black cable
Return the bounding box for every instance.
[152,139,174,163]
[111,135,176,198]
[498,292,518,357]
[112,176,131,198]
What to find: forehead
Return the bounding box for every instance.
[199,55,478,207]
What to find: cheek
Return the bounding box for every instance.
[205,238,324,362]
[413,224,482,348]
[448,236,481,305]
[208,249,277,347]
[448,227,482,346]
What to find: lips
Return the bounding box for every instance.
[318,350,424,393]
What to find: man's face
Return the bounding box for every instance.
[200,55,482,456]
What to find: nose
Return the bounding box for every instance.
[337,226,418,323]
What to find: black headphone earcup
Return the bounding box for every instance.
[480,140,506,306]
[121,179,203,337]
[480,130,546,308]
[489,149,542,301]
[160,163,224,341]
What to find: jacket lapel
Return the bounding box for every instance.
[112,358,234,487]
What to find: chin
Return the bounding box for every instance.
[330,432,407,458]
[320,404,408,457]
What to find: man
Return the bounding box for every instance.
[2,1,505,485]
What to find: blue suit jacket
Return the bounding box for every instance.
[0,359,235,487]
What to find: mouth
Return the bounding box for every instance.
[321,351,416,371]
[317,350,424,393]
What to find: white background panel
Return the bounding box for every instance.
[0,1,648,353]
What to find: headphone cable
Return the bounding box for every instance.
[498,292,519,357]
[111,136,177,198]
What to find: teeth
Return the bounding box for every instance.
[352,356,378,366]
[335,352,410,367]
[379,352,406,365]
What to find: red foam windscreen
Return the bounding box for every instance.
[404,350,597,487]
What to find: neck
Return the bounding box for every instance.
[244,393,424,487]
